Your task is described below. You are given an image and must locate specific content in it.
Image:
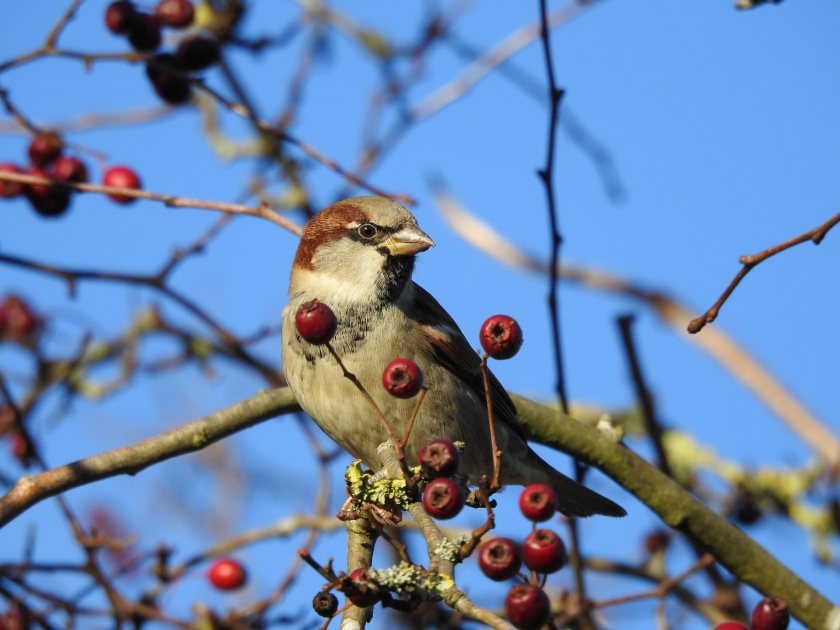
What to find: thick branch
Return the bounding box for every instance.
[511,394,840,630]
[3,387,838,628]
[0,388,300,527]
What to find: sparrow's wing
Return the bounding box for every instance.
[408,283,526,440]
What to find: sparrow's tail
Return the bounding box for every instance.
[520,450,626,518]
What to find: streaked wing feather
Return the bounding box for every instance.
[409,283,525,440]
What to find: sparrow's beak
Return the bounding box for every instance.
[382,225,435,256]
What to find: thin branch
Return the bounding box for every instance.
[687,211,840,333]
[479,356,503,490]
[0,170,303,235]
[325,345,405,462]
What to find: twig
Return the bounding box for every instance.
[399,387,429,450]
[0,170,303,235]
[478,357,502,490]
[411,5,586,121]
[688,211,840,333]
[616,315,671,475]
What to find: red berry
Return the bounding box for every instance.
[0,163,24,198]
[381,358,423,398]
[0,609,26,630]
[102,166,141,204]
[477,537,522,581]
[126,12,162,52]
[52,156,88,184]
[146,54,193,105]
[505,584,550,630]
[713,624,748,630]
[105,0,137,34]
[345,568,380,608]
[155,0,194,28]
[422,477,464,520]
[294,300,337,345]
[519,483,557,522]
[28,131,63,167]
[418,439,459,477]
[480,314,523,360]
[1,296,40,341]
[312,591,339,617]
[751,596,789,630]
[208,558,247,591]
[10,431,29,462]
[176,35,220,71]
[522,528,567,574]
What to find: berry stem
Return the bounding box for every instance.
[325,344,406,464]
[399,386,429,449]
[479,355,503,491]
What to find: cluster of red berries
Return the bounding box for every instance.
[715,595,790,630]
[476,484,565,629]
[105,0,220,105]
[207,557,247,591]
[0,131,142,217]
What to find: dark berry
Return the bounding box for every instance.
[28,131,63,167]
[477,537,522,581]
[105,0,138,34]
[751,596,789,630]
[480,314,523,360]
[418,439,459,477]
[1,295,40,342]
[52,156,89,184]
[146,53,193,104]
[643,529,672,555]
[381,358,423,398]
[155,0,194,28]
[422,477,464,520]
[294,300,337,345]
[713,624,748,630]
[208,558,247,591]
[0,163,24,198]
[522,528,567,574]
[24,169,70,217]
[345,567,380,608]
[505,584,550,630]
[102,165,141,204]
[519,483,557,522]
[176,35,220,71]
[126,13,162,52]
[10,431,30,462]
[312,591,339,617]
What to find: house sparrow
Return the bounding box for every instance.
[282,196,625,517]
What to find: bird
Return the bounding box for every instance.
[281,196,625,517]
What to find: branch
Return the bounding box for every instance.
[687,211,840,334]
[4,385,837,626]
[0,170,303,235]
[0,388,300,527]
[510,394,840,629]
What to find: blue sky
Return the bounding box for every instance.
[1,1,839,628]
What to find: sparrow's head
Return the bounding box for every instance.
[290,196,434,304]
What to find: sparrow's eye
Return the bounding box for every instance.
[357,223,379,239]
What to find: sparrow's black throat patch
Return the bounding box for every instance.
[377,255,414,303]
